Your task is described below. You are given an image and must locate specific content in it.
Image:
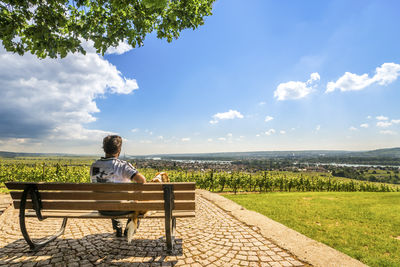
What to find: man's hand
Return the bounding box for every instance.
[132,172,146,183]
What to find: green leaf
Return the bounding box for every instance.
[0,0,216,58]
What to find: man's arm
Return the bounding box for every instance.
[132,172,146,183]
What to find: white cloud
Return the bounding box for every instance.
[360,123,369,128]
[313,125,321,134]
[392,119,400,124]
[349,126,358,131]
[144,129,153,135]
[218,137,226,141]
[308,72,321,83]
[367,115,372,119]
[0,137,42,151]
[265,129,276,136]
[256,134,260,137]
[140,140,152,144]
[274,72,320,101]
[376,115,388,121]
[207,138,213,142]
[105,41,133,55]
[157,136,164,140]
[227,133,233,137]
[0,45,138,144]
[326,72,372,93]
[181,138,190,142]
[280,130,286,134]
[131,128,139,133]
[50,124,116,141]
[214,110,244,120]
[377,121,392,128]
[326,63,400,93]
[0,138,27,145]
[265,116,274,122]
[374,63,400,85]
[258,101,266,106]
[235,136,245,141]
[210,109,243,124]
[380,130,397,135]
[275,81,312,100]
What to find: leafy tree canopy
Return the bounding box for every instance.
[0,0,215,58]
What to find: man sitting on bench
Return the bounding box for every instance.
[90,135,146,237]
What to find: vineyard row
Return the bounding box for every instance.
[0,163,398,193]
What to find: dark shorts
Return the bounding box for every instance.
[98,210,133,216]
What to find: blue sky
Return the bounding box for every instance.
[0,0,400,155]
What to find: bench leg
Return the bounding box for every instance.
[19,185,68,251]
[163,184,175,254]
[165,216,176,254]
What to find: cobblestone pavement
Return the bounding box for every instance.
[0,195,11,215]
[0,196,306,266]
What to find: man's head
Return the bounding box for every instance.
[103,135,122,157]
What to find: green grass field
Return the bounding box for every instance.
[224,192,400,267]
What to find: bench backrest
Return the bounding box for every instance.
[5,182,195,212]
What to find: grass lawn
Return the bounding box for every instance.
[224,192,400,267]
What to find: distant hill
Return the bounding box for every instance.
[142,150,348,160]
[132,147,400,160]
[0,151,47,158]
[350,147,400,158]
[2,147,400,160]
[0,151,86,158]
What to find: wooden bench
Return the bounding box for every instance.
[5,182,196,252]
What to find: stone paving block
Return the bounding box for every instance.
[0,196,305,266]
[240,260,250,266]
[260,263,272,267]
[290,259,305,266]
[281,260,294,267]
[248,255,259,261]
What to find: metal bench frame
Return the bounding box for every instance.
[17,183,177,253]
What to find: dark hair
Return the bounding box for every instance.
[103,135,122,155]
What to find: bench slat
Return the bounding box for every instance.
[24,210,195,219]
[10,191,195,201]
[14,200,195,211]
[5,182,195,191]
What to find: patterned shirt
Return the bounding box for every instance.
[90,157,138,183]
